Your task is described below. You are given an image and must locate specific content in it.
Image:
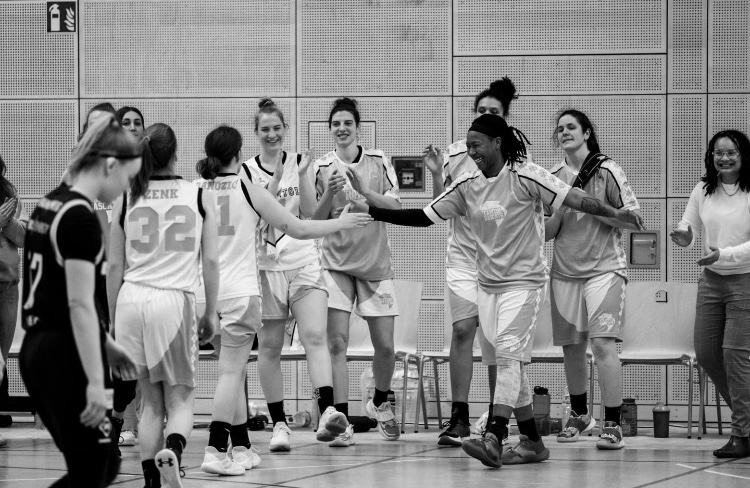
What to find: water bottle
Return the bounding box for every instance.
[561,386,572,426]
[652,402,670,438]
[532,386,551,436]
[288,411,311,428]
[621,398,638,436]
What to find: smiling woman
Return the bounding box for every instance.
[671,129,750,459]
[357,113,643,469]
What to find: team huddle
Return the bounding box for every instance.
[19,78,648,488]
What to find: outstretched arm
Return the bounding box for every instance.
[563,188,645,230]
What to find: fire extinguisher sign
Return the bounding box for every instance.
[47,2,76,32]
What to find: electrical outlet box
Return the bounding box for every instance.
[627,231,660,268]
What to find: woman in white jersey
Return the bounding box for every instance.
[671,130,750,458]
[357,114,643,469]
[242,99,348,452]
[422,78,517,446]
[195,125,372,476]
[545,110,641,450]
[313,97,402,444]
[107,123,220,488]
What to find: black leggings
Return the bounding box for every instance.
[20,329,120,488]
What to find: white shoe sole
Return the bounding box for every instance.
[200,460,245,476]
[155,449,183,488]
[269,442,291,452]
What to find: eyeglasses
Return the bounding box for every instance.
[713,150,740,159]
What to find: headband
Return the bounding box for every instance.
[468,114,507,138]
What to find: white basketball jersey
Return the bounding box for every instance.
[193,173,261,298]
[241,152,318,271]
[123,176,203,292]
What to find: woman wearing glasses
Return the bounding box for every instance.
[671,129,750,459]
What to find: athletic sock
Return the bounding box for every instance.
[165,433,186,466]
[605,406,622,426]
[142,459,161,488]
[451,401,470,423]
[208,421,231,452]
[571,392,588,416]
[487,416,509,441]
[517,417,540,442]
[373,388,389,407]
[112,416,124,441]
[334,403,349,418]
[267,401,287,426]
[315,386,335,413]
[230,424,251,449]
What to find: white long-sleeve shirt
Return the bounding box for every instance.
[679,181,750,275]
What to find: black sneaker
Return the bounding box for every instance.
[438,417,471,447]
[461,433,503,468]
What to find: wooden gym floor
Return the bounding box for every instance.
[0,420,748,487]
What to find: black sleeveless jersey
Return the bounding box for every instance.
[22,186,109,337]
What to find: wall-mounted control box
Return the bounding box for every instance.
[627,231,660,268]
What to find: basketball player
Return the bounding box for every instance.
[242,99,346,452]
[195,124,372,476]
[353,114,643,468]
[20,113,139,487]
[422,78,517,446]
[313,97,401,445]
[547,109,640,450]
[107,123,220,488]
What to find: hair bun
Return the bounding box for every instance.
[336,97,358,109]
[489,78,518,101]
[258,97,276,109]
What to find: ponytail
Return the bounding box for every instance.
[198,125,243,180]
[130,124,176,205]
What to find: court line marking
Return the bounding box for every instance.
[632,459,742,488]
[677,462,750,481]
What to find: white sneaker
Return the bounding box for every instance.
[155,448,184,487]
[316,406,348,442]
[0,434,6,447]
[269,423,292,452]
[365,399,401,441]
[119,430,136,446]
[231,445,261,469]
[200,446,245,476]
[329,424,355,447]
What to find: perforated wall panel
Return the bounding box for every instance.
[81,99,296,179]
[80,0,295,97]
[418,299,445,353]
[709,0,749,92]
[6,357,27,396]
[668,199,703,283]
[621,365,666,403]
[708,95,750,136]
[389,200,447,299]
[297,0,450,96]
[454,56,666,96]
[455,96,667,197]
[455,1,666,55]
[0,1,77,98]
[298,98,451,199]
[668,0,708,92]
[668,95,707,196]
[1,101,78,197]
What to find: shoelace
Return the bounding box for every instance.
[600,431,619,442]
[441,418,458,429]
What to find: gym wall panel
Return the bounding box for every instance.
[1,101,78,197]
[668,199,703,283]
[418,299,445,353]
[455,96,667,197]
[81,99,297,179]
[297,0,451,96]
[80,0,295,97]
[708,94,750,135]
[668,0,708,93]
[454,56,666,96]
[389,199,447,299]
[668,95,707,197]
[454,0,666,55]
[708,0,749,92]
[0,1,77,99]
